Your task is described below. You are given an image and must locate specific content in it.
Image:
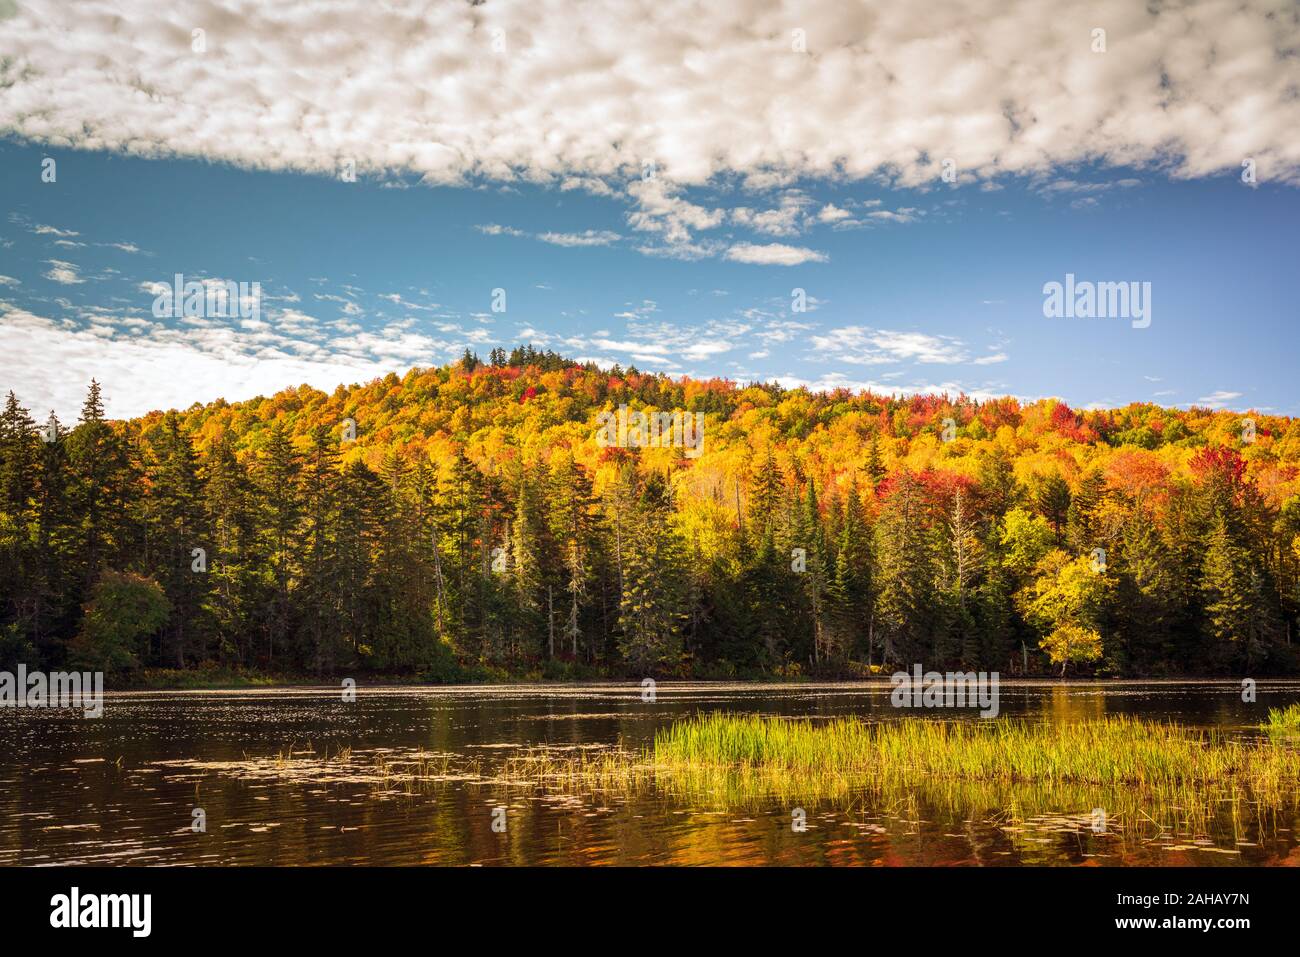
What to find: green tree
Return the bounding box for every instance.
[826,481,872,663]
[203,436,263,665]
[65,381,133,590]
[257,423,300,666]
[616,474,685,673]
[140,411,208,666]
[68,571,170,673]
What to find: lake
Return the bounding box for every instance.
[2,679,1298,866]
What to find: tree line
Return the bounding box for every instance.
[1,364,1297,680]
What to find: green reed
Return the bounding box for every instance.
[653,713,1294,792]
[1263,702,1300,739]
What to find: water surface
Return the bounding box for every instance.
[2,680,1298,866]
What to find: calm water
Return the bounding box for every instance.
[2,680,1299,866]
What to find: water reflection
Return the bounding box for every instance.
[1,680,1298,866]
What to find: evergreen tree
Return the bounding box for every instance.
[140,411,208,666]
[1033,473,1072,540]
[548,453,598,659]
[865,432,885,489]
[616,474,685,673]
[203,436,262,664]
[65,381,132,589]
[297,426,344,672]
[826,481,872,663]
[873,472,940,665]
[0,392,39,648]
[1200,509,1274,669]
[748,450,784,542]
[258,423,301,666]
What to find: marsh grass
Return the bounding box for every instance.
[1263,702,1300,740]
[480,714,1300,845]
[653,713,1295,792]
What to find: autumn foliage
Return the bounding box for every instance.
[2,349,1299,679]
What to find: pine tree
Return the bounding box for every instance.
[748,450,784,542]
[547,453,597,659]
[65,381,132,590]
[874,472,940,665]
[298,426,344,673]
[616,474,685,673]
[1034,473,1072,540]
[203,436,262,665]
[826,481,872,662]
[1200,509,1273,668]
[439,449,487,658]
[30,411,77,662]
[1066,469,1106,554]
[140,411,207,666]
[0,392,39,648]
[335,459,385,666]
[865,432,885,489]
[258,423,301,666]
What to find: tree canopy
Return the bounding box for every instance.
[2,351,1298,679]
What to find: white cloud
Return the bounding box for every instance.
[475,223,528,237]
[43,259,84,284]
[865,208,919,224]
[774,371,1011,403]
[3,0,1292,193]
[32,223,79,238]
[0,306,350,417]
[730,193,813,236]
[816,203,853,224]
[612,300,658,320]
[1196,390,1244,409]
[0,297,494,419]
[811,326,997,365]
[537,229,621,247]
[725,242,827,266]
[626,178,726,245]
[477,224,620,247]
[634,240,722,261]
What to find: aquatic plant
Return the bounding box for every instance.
[1263,702,1300,739]
[491,713,1300,844]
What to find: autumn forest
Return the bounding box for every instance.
[3,346,1299,683]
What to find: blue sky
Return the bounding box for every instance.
[1,1,1297,420]
[3,138,1295,421]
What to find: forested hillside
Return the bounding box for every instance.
[3,345,1299,680]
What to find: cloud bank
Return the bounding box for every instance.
[2,0,1296,191]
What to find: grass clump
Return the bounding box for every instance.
[652,713,1300,798]
[1263,702,1300,739]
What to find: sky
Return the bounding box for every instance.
[0,0,1298,422]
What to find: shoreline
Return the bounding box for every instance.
[105,670,1300,693]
